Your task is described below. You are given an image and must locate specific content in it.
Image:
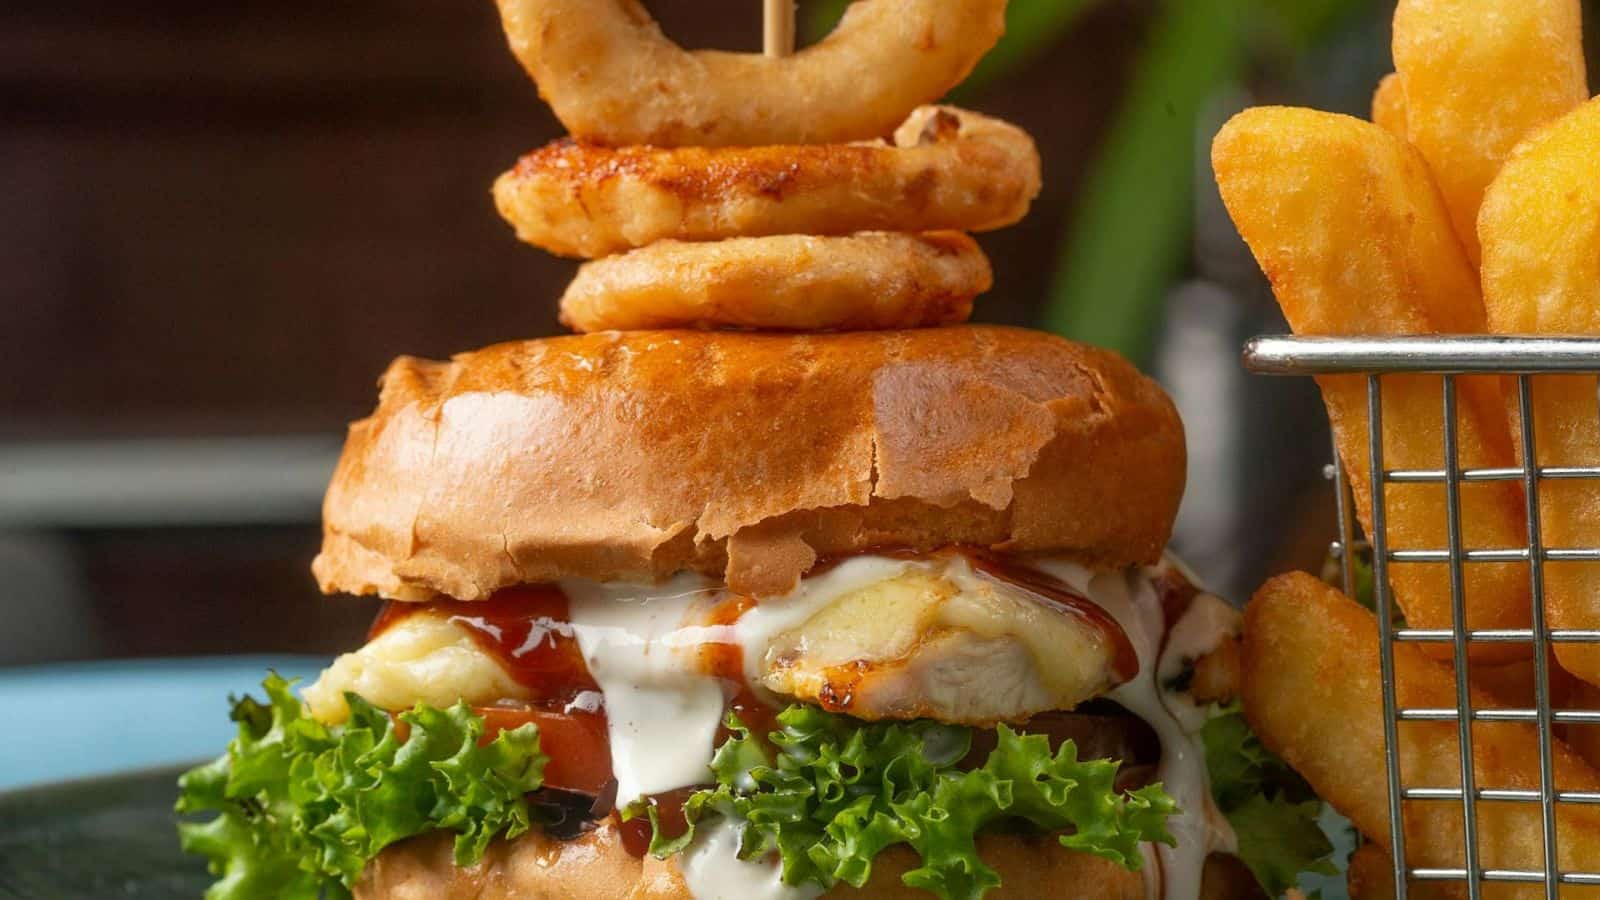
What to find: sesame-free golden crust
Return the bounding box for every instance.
[493,106,1040,259]
[493,0,1006,148]
[353,824,1262,899]
[312,326,1185,600]
[558,232,987,334]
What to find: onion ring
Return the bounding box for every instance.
[494,0,1006,147]
[495,105,1041,259]
[558,232,989,333]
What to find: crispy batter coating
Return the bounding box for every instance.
[1213,106,1530,663]
[494,106,1040,259]
[1346,842,1463,899]
[1392,0,1588,265]
[493,0,1006,147]
[1480,96,1600,688]
[558,232,987,334]
[1371,73,1407,140]
[1243,573,1600,899]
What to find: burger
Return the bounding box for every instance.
[176,327,1332,900]
[176,2,1333,897]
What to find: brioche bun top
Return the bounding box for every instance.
[313,325,1185,600]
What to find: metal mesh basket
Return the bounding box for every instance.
[1243,334,1600,899]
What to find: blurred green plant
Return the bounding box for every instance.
[1044,0,1248,358]
[804,0,1097,96]
[806,0,1378,362]
[807,0,1600,359]
[1044,0,1377,360]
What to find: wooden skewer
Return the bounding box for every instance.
[764,0,796,57]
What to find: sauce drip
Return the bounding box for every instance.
[607,592,791,861]
[803,545,1138,683]
[364,549,1146,864]
[698,593,784,742]
[369,585,599,702]
[1149,564,1202,630]
[953,547,1140,683]
[369,581,785,858]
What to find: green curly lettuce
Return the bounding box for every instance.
[175,673,547,900]
[1202,701,1336,896]
[629,705,1177,900]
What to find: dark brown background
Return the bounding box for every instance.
[0,0,1147,435]
[9,1,1589,665]
[0,0,1154,662]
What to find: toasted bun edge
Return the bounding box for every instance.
[314,326,1186,600]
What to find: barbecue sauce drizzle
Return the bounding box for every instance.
[954,547,1140,683]
[806,546,1139,683]
[368,584,599,702]
[365,547,1142,857]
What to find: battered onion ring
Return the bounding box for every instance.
[494,0,1006,147]
[495,106,1041,259]
[558,232,989,333]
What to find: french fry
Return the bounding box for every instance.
[1243,572,1600,898]
[1214,108,1530,662]
[1346,841,1388,900]
[1371,73,1408,141]
[1562,680,1600,775]
[1467,650,1577,711]
[1347,842,1464,900]
[1480,96,1600,688]
[1392,0,1588,265]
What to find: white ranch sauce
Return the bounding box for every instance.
[1037,560,1238,900]
[731,555,917,689]
[562,558,911,808]
[680,819,825,900]
[562,573,728,806]
[565,555,1237,900]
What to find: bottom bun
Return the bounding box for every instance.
[355,820,1264,899]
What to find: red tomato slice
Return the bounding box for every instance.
[477,706,613,796]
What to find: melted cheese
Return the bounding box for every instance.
[304,554,1239,900]
[755,554,1125,722]
[731,555,919,682]
[303,614,530,723]
[559,559,936,807]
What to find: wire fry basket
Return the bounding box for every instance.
[1243,334,1600,899]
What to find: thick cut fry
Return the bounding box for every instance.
[1482,96,1600,687]
[1467,650,1577,711]
[1392,0,1589,265]
[1563,680,1600,774]
[1346,843,1391,900]
[1214,108,1529,661]
[1347,842,1464,900]
[1243,573,1600,898]
[1372,73,1408,141]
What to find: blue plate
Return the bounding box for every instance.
[0,656,326,791]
